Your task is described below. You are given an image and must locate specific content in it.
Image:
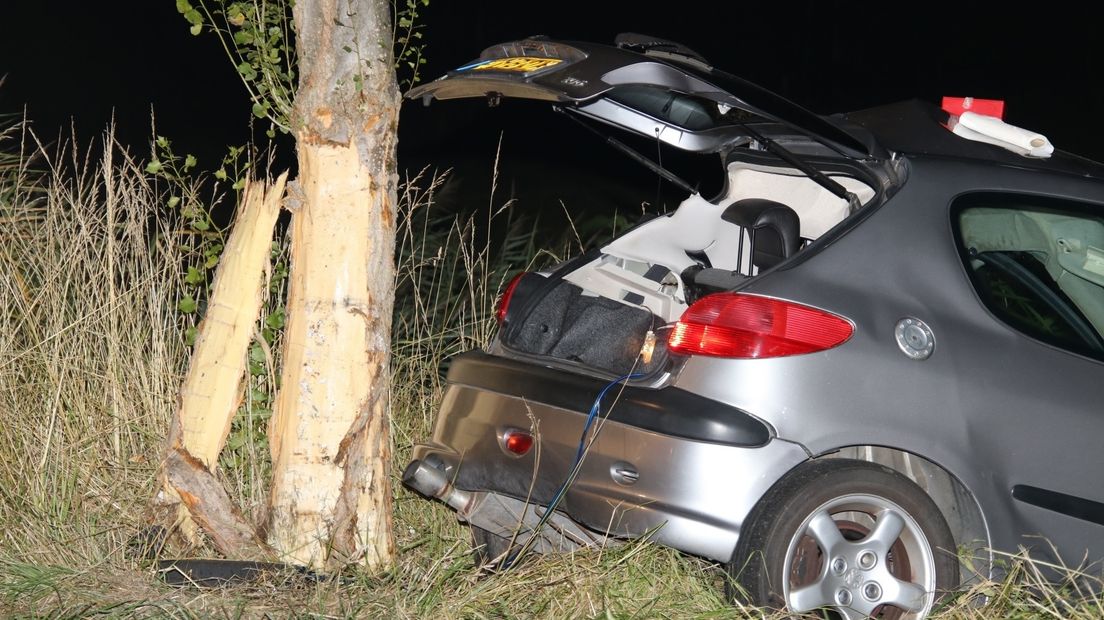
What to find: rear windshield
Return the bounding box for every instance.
[605,85,757,131]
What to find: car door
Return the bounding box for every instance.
[951,191,1104,566]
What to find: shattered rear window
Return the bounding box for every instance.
[605,85,757,131]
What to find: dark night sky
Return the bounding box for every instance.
[3,3,1104,218]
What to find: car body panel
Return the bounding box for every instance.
[412,380,810,561]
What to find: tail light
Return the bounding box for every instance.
[495,272,526,325]
[668,293,853,359]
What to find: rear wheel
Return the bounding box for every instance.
[728,459,958,619]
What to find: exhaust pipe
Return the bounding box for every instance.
[402,460,474,515]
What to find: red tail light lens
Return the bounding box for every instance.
[495,273,526,325]
[502,429,533,456]
[668,293,853,359]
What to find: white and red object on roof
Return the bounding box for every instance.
[942,96,1053,158]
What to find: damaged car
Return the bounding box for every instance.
[402,33,1104,619]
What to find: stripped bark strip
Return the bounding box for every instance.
[167,173,288,462]
[326,362,394,570]
[154,174,287,549]
[165,448,274,559]
[266,138,396,569]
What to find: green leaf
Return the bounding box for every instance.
[252,102,267,118]
[167,196,181,209]
[265,308,285,330]
[192,217,210,232]
[233,30,254,45]
[250,343,266,364]
[232,177,246,191]
[175,0,193,14]
[145,160,162,174]
[156,135,169,148]
[184,266,203,286]
[178,295,198,314]
[205,254,220,269]
[185,325,198,345]
[183,8,203,26]
[190,23,202,36]
[184,154,197,169]
[227,432,247,450]
[215,168,228,181]
[237,62,257,80]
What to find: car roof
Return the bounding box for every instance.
[840,99,1104,179]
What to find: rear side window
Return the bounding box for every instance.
[954,193,1104,361]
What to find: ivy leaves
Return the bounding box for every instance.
[177,0,430,135]
[176,1,296,137]
[395,0,430,89]
[177,0,204,35]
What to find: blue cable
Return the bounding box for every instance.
[502,371,642,568]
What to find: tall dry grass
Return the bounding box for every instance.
[0,125,188,572]
[0,121,1101,618]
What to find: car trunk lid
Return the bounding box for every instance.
[406,35,885,159]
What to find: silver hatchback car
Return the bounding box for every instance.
[402,34,1104,619]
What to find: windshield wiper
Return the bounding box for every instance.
[557,106,697,195]
[740,123,861,213]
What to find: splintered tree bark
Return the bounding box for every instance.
[156,174,287,558]
[267,0,398,570]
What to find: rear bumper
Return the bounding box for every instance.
[408,351,809,562]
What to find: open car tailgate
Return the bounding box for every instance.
[407,35,882,158]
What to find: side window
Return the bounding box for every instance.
[954,193,1104,360]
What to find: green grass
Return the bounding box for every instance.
[0,121,1101,618]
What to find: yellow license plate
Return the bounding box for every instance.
[470,57,562,73]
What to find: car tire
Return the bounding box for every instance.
[471,526,513,568]
[728,458,959,619]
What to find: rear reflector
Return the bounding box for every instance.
[502,429,533,456]
[495,273,526,325]
[668,293,853,359]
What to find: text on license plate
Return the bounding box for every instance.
[471,57,562,73]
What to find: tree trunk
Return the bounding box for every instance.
[267,0,398,571]
[155,175,287,558]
